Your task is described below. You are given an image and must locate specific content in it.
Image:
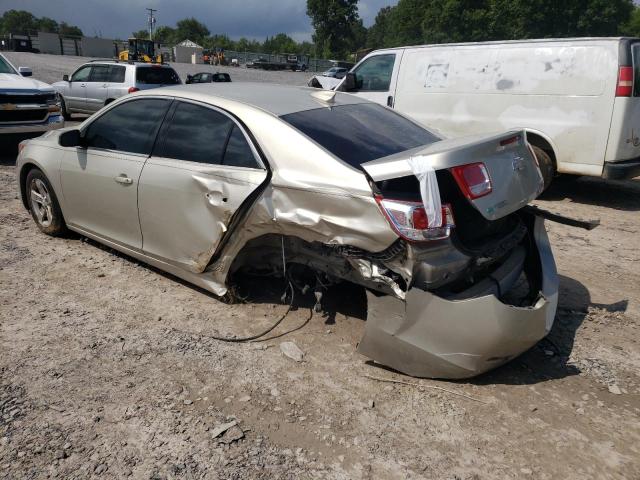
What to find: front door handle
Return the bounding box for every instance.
[114,174,133,185]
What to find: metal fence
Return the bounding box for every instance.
[223,50,339,72]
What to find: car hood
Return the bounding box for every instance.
[0,73,54,92]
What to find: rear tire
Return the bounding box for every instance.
[25,169,67,236]
[531,145,555,191]
[60,97,71,121]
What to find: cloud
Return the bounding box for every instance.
[3,0,399,41]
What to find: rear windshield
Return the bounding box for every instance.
[281,103,439,166]
[136,67,181,85]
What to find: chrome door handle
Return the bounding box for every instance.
[114,175,133,185]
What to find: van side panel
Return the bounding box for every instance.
[393,41,619,175]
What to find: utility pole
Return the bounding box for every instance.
[146,8,157,41]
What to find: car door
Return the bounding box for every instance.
[66,65,92,111]
[84,64,111,112]
[138,100,268,273]
[60,98,172,248]
[342,52,403,107]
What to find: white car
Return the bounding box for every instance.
[0,53,64,138]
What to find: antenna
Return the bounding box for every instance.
[146,8,157,41]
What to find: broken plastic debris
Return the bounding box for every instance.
[407,155,442,228]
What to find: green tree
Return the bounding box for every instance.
[37,17,59,33]
[58,21,83,37]
[0,9,39,35]
[263,33,298,53]
[621,5,640,36]
[132,29,150,40]
[367,6,394,49]
[153,26,176,44]
[174,17,209,45]
[307,0,360,58]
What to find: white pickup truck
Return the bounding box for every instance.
[325,37,640,187]
[0,53,64,139]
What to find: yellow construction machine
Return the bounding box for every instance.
[118,38,162,63]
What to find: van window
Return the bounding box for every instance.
[352,54,395,92]
[281,103,439,166]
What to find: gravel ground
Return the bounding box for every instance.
[2,52,312,87]
[1,53,640,480]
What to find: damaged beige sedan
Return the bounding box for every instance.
[16,84,558,379]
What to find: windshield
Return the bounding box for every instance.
[136,67,181,85]
[0,55,17,75]
[281,103,439,167]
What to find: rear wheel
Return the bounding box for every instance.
[531,145,555,191]
[25,169,67,236]
[60,97,71,121]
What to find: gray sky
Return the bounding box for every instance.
[1,0,398,41]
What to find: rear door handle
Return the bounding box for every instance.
[114,174,133,185]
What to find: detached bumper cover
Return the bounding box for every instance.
[602,158,640,180]
[357,217,559,379]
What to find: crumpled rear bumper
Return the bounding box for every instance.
[357,217,559,379]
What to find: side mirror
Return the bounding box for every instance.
[185,74,193,84]
[343,72,357,92]
[63,74,69,82]
[19,67,32,77]
[59,129,84,148]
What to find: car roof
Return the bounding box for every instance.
[135,83,369,116]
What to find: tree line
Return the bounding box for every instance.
[0,9,83,37]
[5,2,640,61]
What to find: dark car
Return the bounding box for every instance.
[185,72,232,84]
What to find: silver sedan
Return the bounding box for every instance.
[16,84,557,378]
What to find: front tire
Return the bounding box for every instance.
[60,97,72,121]
[25,169,67,236]
[531,145,555,191]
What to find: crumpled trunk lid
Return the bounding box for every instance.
[361,130,544,221]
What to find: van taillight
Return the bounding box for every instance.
[128,87,140,93]
[375,196,455,242]
[450,162,493,199]
[616,66,633,97]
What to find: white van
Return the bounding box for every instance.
[336,37,640,187]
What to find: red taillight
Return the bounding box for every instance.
[499,134,521,147]
[616,66,633,97]
[450,162,492,200]
[375,196,455,242]
[128,87,140,93]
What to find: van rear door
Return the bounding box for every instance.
[603,38,640,171]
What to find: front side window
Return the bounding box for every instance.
[281,103,439,167]
[0,55,17,74]
[83,99,170,154]
[352,54,396,91]
[71,66,91,82]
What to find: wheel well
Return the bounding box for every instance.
[19,163,39,210]
[526,132,556,169]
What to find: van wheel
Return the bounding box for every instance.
[25,169,67,236]
[60,97,72,120]
[531,146,555,191]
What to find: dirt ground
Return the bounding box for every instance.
[1,54,640,480]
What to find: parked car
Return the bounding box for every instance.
[185,72,231,84]
[52,60,181,118]
[0,53,63,139]
[334,37,640,187]
[16,84,555,379]
[322,67,348,79]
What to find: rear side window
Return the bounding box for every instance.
[281,103,439,166]
[159,102,259,168]
[109,65,126,83]
[136,67,181,85]
[84,99,170,154]
[160,102,233,163]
